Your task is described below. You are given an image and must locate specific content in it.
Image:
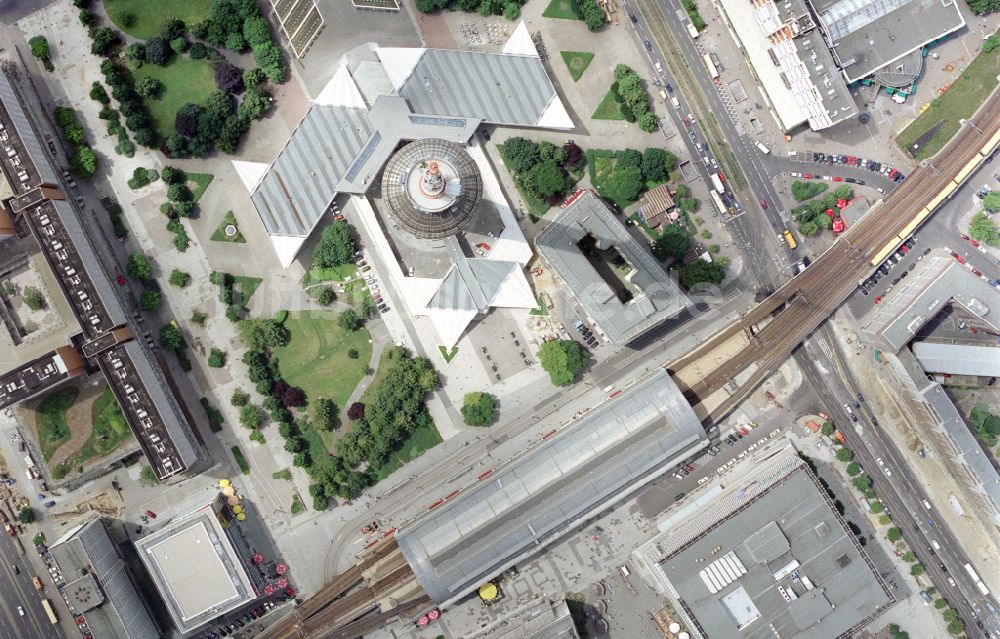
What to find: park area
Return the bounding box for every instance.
[130,57,216,140]
[29,385,134,480]
[896,35,1000,161]
[561,51,594,82]
[272,312,373,424]
[103,0,211,40]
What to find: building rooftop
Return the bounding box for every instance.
[912,342,1000,378]
[135,505,256,634]
[49,518,160,639]
[658,460,893,639]
[381,139,482,239]
[535,191,691,345]
[396,369,706,606]
[862,256,998,352]
[809,0,965,82]
[467,597,580,639]
[718,0,857,131]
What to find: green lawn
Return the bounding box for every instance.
[438,345,459,363]
[273,312,373,415]
[896,37,1000,161]
[528,293,549,316]
[210,211,245,243]
[592,90,624,120]
[35,387,78,462]
[543,0,580,19]
[290,492,306,515]
[231,445,250,474]
[52,388,133,479]
[188,172,214,202]
[303,264,358,286]
[232,275,263,303]
[561,51,594,82]
[368,417,442,482]
[272,468,292,481]
[130,57,216,140]
[103,0,212,40]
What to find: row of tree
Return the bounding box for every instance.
[588,146,676,206]
[790,185,853,237]
[415,0,527,20]
[190,0,286,84]
[610,65,657,133]
[53,107,98,178]
[97,58,158,151]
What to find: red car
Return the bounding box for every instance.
[874,295,883,304]
[832,176,843,182]
[145,510,157,519]
[803,173,813,179]
[759,199,768,209]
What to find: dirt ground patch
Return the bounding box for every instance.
[19,379,109,471]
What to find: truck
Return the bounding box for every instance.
[32,576,43,591]
[782,229,797,250]
[710,173,725,194]
[41,598,57,625]
[755,141,770,154]
[686,22,699,38]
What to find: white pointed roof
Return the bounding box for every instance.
[426,307,479,350]
[487,267,536,308]
[269,235,307,268]
[314,64,368,108]
[232,160,269,192]
[537,95,574,129]
[375,47,426,90]
[501,21,539,57]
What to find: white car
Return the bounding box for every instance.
[883,468,892,477]
[876,457,884,466]
[790,172,802,178]
[17,606,23,617]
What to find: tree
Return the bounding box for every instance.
[90,27,120,56]
[538,340,588,386]
[969,212,999,246]
[983,191,1000,212]
[461,392,496,426]
[159,323,185,351]
[947,619,964,636]
[18,507,34,524]
[902,551,916,563]
[886,527,902,542]
[29,35,50,61]
[136,77,161,98]
[852,475,872,492]
[579,0,606,30]
[501,137,540,173]
[832,185,853,200]
[983,34,1000,52]
[313,398,338,431]
[935,598,948,609]
[317,287,336,306]
[175,103,202,137]
[89,81,109,104]
[347,402,365,420]
[215,62,245,93]
[168,269,191,288]
[144,36,170,65]
[529,160,567,199]
[984,414,1000,436]
[638,112,658,133]
[338,309,360,332]
[125,252,152,280]
[243,67,266,89]
[282,387,305,408]
[22,287,45,311]
[243,16,272,46]
[70,146,97,178]
[239,404,263,429]
[167,183,192,202]
[846,462,861,476]
[910,563,924,576]
[820,421,834,436]
[231,389,250,407]
[208,348,227,367]
[652,224,689,261]
[253,41,285,83]
[503,2,521,19]
[170,37,188,54]
[139,289,162,311]
[237,87,271,121]
[870,501,883,513]
[604,166,643,204]
[312,222,355,267]
[161,165,184,184]
[798,221,819,237]
[641,148,673,182]
[237,319,290,350]
[836,447,854,463]
[678,260,726,289]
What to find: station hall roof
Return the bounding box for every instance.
[396,369,706,605]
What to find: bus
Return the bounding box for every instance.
[710,190,726,216]
[710,172,725,194]
[782,229,797,250]
[687,22,699,39]
[702,54,719,80]
[41,599,57,625]
[964,563,991,596]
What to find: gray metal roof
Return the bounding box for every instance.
[427,239,517,312]
[0,73,59,185]
[398,50,557,127]
[660,466,893,639]
[912,342,1000,377]
[50,519,160,639]
[892,349,1000,525]
[396,369,706,605]
[251,105,373,236]
[535,191,691,345]
[810,0,965,82]
[865,258,998,352]
[467,597,580,639]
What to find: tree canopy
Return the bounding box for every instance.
[125,252,152,280]
[501,137,540,174]
[312,221,356,267]
[538,340,588,386]
[461,392,496,426]
[652,224,690,261]
[678,260,726,289]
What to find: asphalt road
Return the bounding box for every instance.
[798,329,999,639]
[625,0,792,291]
[0,533,61,639]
